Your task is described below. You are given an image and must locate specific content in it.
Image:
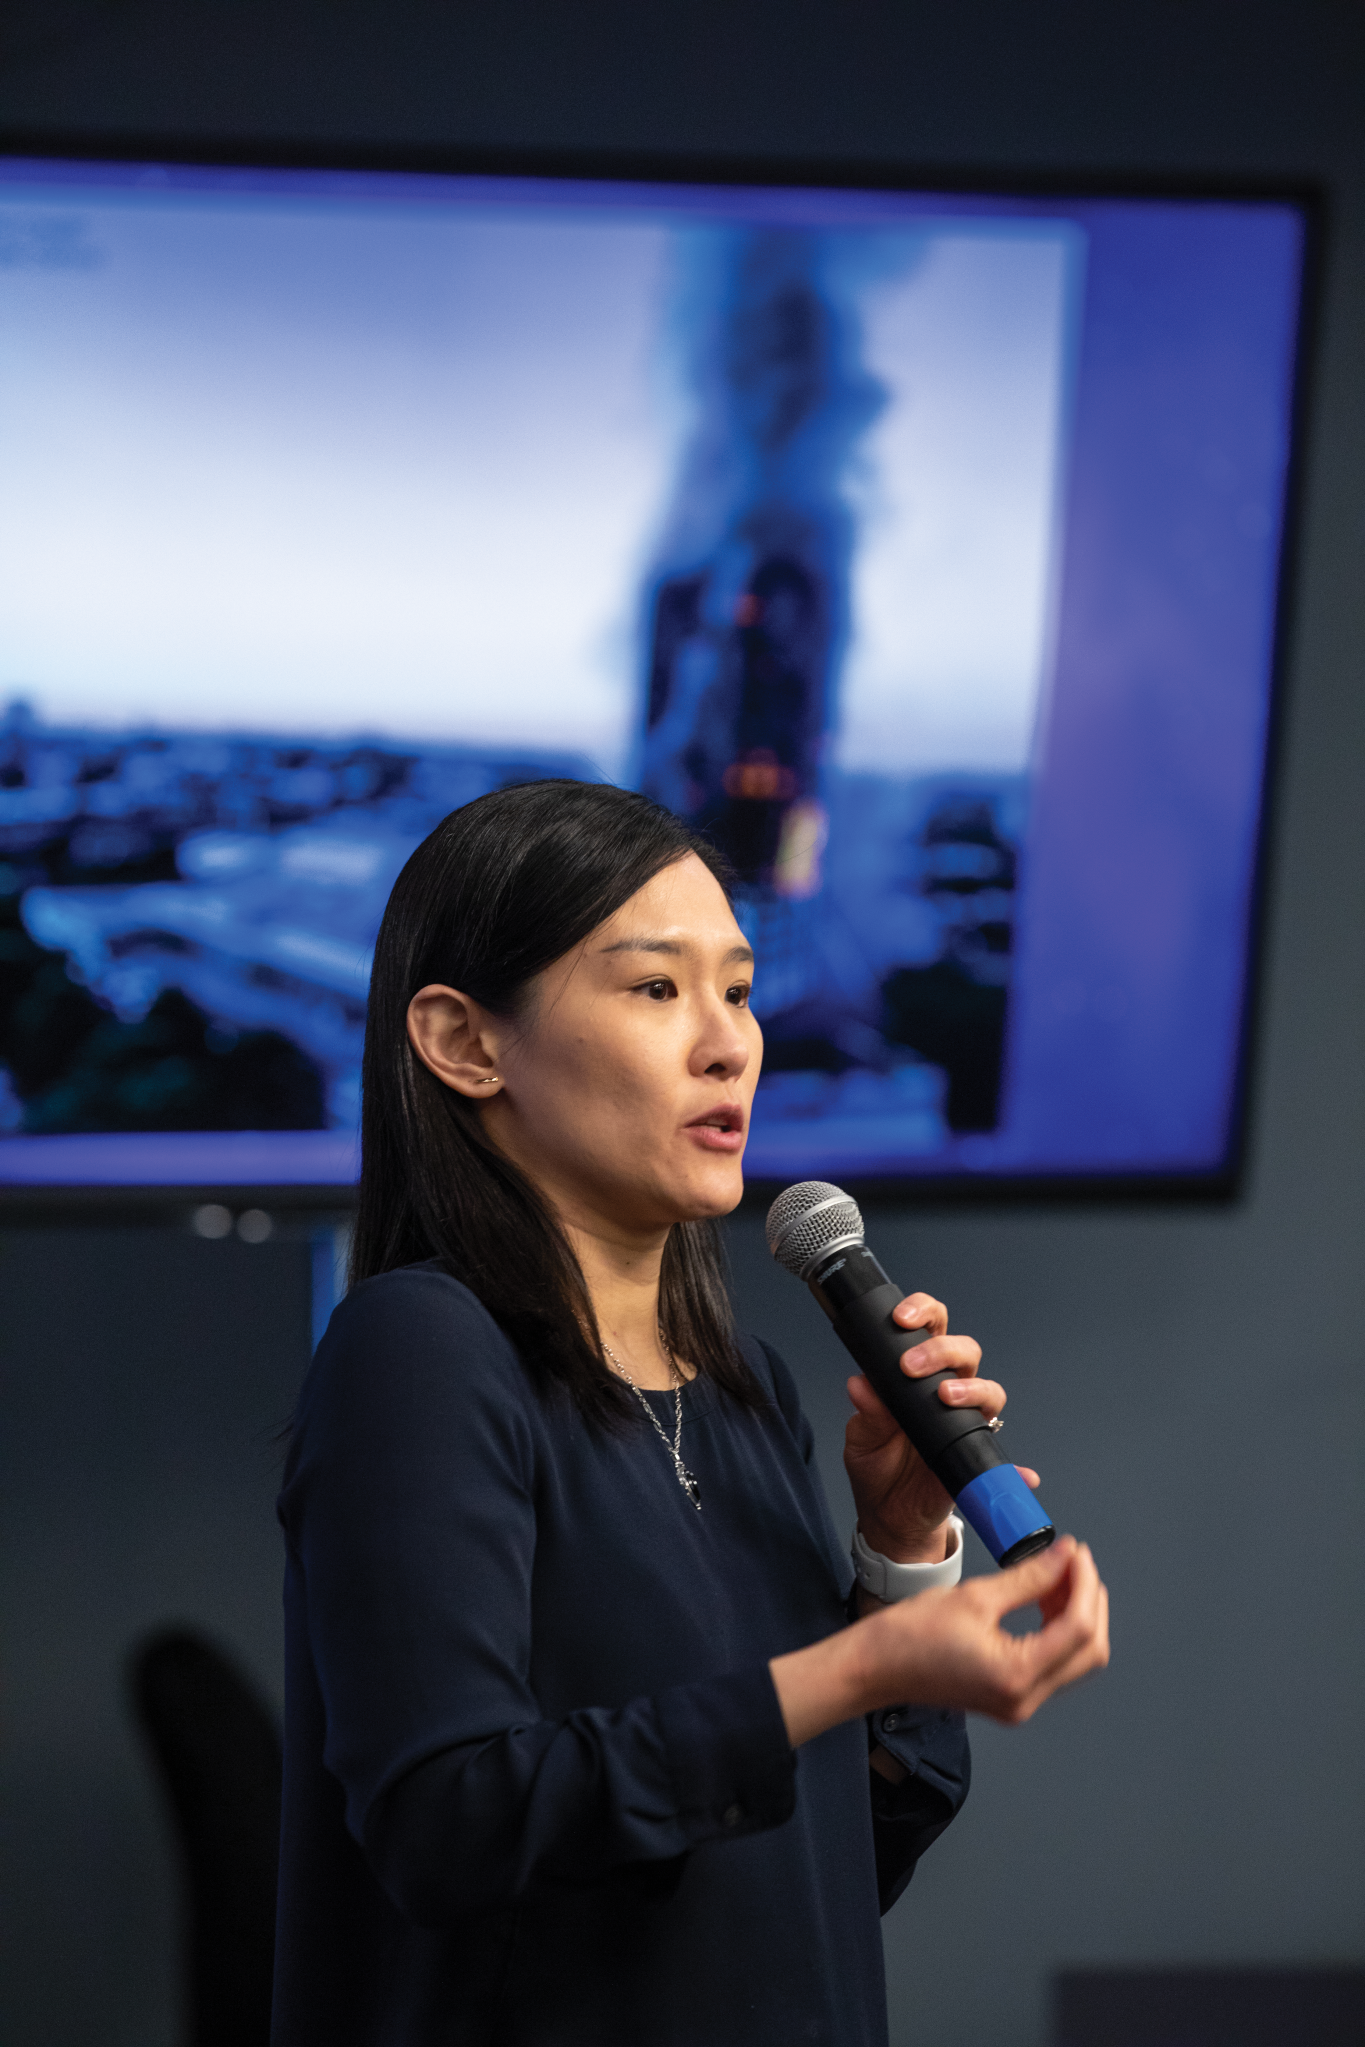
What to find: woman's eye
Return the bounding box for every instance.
[641,978,675,1001]
[726,983,751,1008]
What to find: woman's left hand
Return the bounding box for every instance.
[843,1294,1039,1564]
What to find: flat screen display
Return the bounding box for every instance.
[0,152,1306,1191]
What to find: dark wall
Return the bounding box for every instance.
[0,1226,310,2046]
[2,6,1364,2045]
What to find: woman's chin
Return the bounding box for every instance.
[585,1142,749,1231]
[671,1154,747,1221]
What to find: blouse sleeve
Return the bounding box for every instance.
[753,1337,972,1913]
[279,1270,796,1927]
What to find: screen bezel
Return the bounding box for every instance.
[0,133,1324,1215]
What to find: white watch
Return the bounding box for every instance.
[851,1516,964,1602]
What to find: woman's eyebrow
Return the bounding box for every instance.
[600,936,755,966]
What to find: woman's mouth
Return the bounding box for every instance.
[684,1108,746,1154]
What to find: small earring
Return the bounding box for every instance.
[475,1076,500,1085]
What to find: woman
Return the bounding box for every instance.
[273,780,1108,2047]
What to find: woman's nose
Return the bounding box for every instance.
[696,999,752,1078]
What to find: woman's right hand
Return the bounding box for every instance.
[770,1537,1109,1747]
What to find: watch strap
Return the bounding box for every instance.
[851,1515,964,1602]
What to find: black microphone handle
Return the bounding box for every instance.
[807,1242,1008,1495]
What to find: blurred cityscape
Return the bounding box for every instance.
[0,705,594,1139]
[0,694,1024,1166]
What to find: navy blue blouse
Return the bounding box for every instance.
[272,1263,969,2046]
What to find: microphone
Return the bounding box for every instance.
[766,1180,1055,1568]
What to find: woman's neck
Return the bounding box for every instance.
[563,1218,682,1389]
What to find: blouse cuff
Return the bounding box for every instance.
[870,1702,971,1807]
[655,1665,797,1845]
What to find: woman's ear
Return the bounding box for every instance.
[406,985,504,1098]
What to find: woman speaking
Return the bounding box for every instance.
[272,780,1108,2046]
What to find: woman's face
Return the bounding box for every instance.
[413,853,763,1239]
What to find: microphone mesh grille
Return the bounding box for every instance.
[765,1180,865,1279]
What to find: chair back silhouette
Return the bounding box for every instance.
[129,1627,282,2047]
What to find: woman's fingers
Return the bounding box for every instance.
[1035,1551,1076,1626]
[848,1361,1012,1447]
[892,1293,949,1337]
[1035,1542,1101,1662]
[986,1534,1077,1618]
[997,1543,1108,1721]
[899,1332,983,1381]
[937,1373,1006,1418]
[1028,1540,1099,1650]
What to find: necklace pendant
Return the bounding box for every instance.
[680,1465,701,1510]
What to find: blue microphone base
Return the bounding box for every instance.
[956,1463,1056,1567]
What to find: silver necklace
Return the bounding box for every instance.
[601,1334,702,1510]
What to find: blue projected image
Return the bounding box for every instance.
[0,158,1305,1189]
[1,729,594,1139]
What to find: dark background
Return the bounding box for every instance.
[1,5,1363,2044]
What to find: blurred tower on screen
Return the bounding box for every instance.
[639,229,883,1021]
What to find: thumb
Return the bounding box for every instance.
[845,1374,893,1422]
[983,1535,1076,1617]
[844,1376,898,1441]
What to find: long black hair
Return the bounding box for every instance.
[351,779,764,1425]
